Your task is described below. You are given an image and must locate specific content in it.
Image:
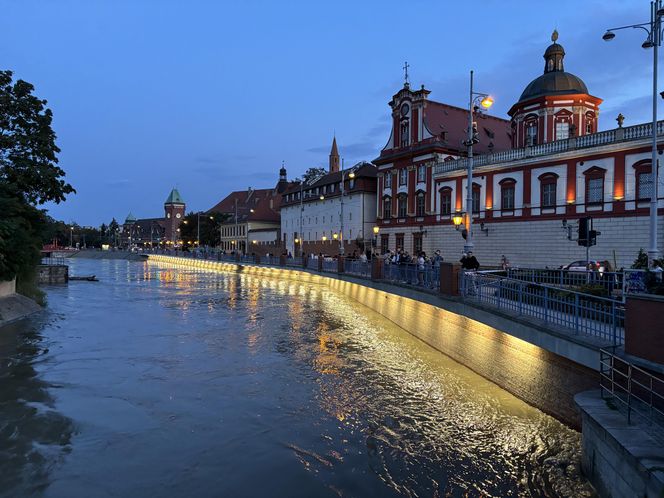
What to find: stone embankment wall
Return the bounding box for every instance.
[148,255,598,427]
[38,265,69,284]
[0,278,41,328]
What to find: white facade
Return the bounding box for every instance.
[281,192,377,256]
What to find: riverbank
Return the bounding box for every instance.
[70,250,146,261]
[0,293,42,328]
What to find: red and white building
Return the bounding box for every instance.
[379,32,664,267]
[374,75,511,256]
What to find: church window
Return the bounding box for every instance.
[539,173,558,208]
[417,165,426,182]
[584,167,606,205]
[526,123,538,145]
[634,161,653,201]
[439,188,452,216]
[383,197,392,219]
[416,192,425,217]
[398,194,407,218]
[399,169,407,186]
[472,184,481,214]
[555,121,569,141]
[499,178,516,212]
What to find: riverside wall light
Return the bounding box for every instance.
[333,233,338,240]
[319,195,325,200]
[322,236,327,242]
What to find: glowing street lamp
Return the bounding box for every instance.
[332,233,338,240]
[452,212,465,230]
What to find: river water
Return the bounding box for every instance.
[0,259,594,497]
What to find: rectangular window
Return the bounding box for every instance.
[383,197,392,218]
[555,122,569,141]
[349,178,355,189]
[587,177,603,204]
[416,193,425,217]
[380,234,389,254]
[472,188,480,213]
[542,182,556,208]
[501,185,515,211]
[413,233,423,254]
[417,165,426,183]
[399,169,407,186]
[398,196,407,217]
[395,233,404,251]
[637,172,653,200]
[527,125,537,145]
[440,190,451,216]
[385,174,392,189]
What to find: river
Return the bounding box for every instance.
[0,259,594,497]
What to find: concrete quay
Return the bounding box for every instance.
[576,390,664,498]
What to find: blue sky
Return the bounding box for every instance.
[1,0,651,225]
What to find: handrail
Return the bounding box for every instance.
[600,348,664,427]
[432,120,664,176]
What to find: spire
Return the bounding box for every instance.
[329,136,340,173]
[543,29,565,73]
[279,160,287,181]
[403,61,410,88]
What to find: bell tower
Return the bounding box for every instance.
[329,136,340,173]
[164,188,185,244]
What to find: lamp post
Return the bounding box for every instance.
[70,226,74,248]
[462,70,493,254]
[372,226,379,254]
[603,1,663,266]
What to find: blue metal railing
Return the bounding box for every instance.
[460,271,625,344]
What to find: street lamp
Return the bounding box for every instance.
[603,2,663,266]
[69,226,74,248]
[372,226,379,253]
[452,212,465,230]
[462,70,493,254]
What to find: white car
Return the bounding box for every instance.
[561,260,607,272]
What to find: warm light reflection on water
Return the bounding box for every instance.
[0,259,594,498]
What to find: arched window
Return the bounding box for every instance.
[634,161,653,201]
[415,191,425,217]
[539,172,559,209]
[439,187,452,216]
[584,167,606,206]
[585,112,595,135]
[499,178,516,212]
[398,193,408,218]
[383,196,392,219]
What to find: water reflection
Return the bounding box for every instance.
[1,260,594,497]
[0,319,74,496]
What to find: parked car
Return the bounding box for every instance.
[560,260,607,272]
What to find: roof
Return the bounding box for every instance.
[517,71,589,102]
[165,188,185,205]
[422,101,512,154]
[124,212,137,224]
[330,136,339,156]
[208,188,283,223]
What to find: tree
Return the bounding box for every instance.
[302,167,326,183]
[0,70,74,205]
[108,218,119,246]
[179,211,229,248]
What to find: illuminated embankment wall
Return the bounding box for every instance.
[148,255,596,427]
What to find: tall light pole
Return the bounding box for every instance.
[70,226,74,248]
[299,180,304,257]
[603,1,663,267]
[462,70,494,254]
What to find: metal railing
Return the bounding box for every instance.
[344,260,371,277]
[321,258,338,273]
[461,272,625,344]
[41,256,66,266]
[432,120,664,176]
[382,262,440,290]
[600,348,664,426]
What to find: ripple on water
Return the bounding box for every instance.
[0,260,594,498]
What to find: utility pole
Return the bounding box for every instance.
[340,158,345,256]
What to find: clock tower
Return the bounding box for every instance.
[164,187,186,244]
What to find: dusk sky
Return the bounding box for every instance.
[2,0,652,226]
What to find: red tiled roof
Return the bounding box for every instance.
[208,188,282,223]
[422,101,512,154]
